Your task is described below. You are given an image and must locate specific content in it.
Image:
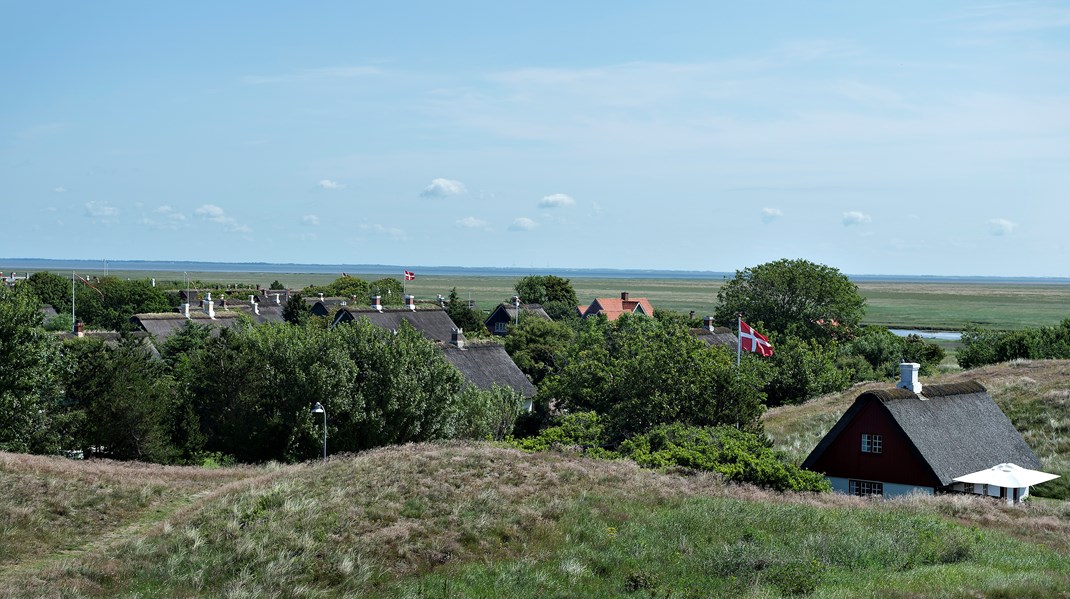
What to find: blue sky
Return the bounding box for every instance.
[2,1,1068,276]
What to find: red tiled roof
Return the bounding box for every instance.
[581,297,654,321]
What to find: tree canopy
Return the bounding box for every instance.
[0,284,62,453]
[539,315,766,441]
[514,275,579,320]
[714,259,865,341]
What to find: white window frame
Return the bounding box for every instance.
[494,322,507,333]
[861,433,883,454]
[849,479,884,497]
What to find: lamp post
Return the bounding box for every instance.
[311,402,326,463]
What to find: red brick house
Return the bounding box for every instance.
[577,292,654,321]
[802,363,1044,500]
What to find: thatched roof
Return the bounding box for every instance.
[130,311,244,341]
[440,341,536,398]
[691,326,736,348]
[802,381,1041,487]
[40,304,58,320]
[333,307,458,342]
[486,303,551,323]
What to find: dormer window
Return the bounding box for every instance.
[861,433,883,454]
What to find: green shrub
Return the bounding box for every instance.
[618,424,831,492]
[503,411,616,458]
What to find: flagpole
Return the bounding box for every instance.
[71,271,76,334]
[737,314,742,367]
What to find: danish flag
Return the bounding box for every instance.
[739,320,773,357]
[404,270,416,281]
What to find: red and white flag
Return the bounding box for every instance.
[404,270,415,281]
[739,320,773,357]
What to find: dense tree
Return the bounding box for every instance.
[304,275,370,301]
[25,271,71,313]
[64,337,185,462]
[173,319,501,462]
[0,284,62,453]
[269,280,286,290]
[759,335,851,406]
[540,315,766,441]
[370,277,405,305]
[514,275,579,320]
[445,287,486,335]
[283,293,312,325]
[502,314,575,386]
[714,259,865,341]
[839,327,946,380]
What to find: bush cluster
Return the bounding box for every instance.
[504,413,829,493]
[957,320,1070,369]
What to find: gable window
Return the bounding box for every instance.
[861,433,883,454]
[849,480,884,497]
[494,322,507,333]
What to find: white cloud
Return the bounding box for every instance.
[317,179,345,190]
[761,207,783,223]
[84,201,119,223]
[509,217,538,231]
[456,216,490,230]
[140,205,188,230]
[988,218,1017,236]
[53,186,66,193]
[360,223,406,240]
[842,211,872,226]
[421,178,467,198]
[195,204,251,233]
[538,193,576,208]
[303,214,320,226]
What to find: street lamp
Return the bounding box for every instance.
[311,402,326,463]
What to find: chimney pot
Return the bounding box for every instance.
[621,291,629,301]
[896,362,922,394]
[371,295,382,312]
[75,321,84,337]
[703,316,716,331]
[181,302,191,319]
[451,327,466,349]
[405,295,416,311]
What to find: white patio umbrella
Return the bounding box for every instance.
[953,463,1060,488]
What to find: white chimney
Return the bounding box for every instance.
[451,327,465,349]
[437,294,445,307]
[204,292,216,319]
[181,302,191,319]
[897,362,922,394]
[371,295,382,313]
[250,295,259,315]
[318,292,325,301]
[405,295,416,311]
[273,293,281,305]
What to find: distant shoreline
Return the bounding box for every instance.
[3,257,1069,284]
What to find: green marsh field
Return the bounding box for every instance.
[30,268,1070,331]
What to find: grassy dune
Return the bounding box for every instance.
[3,443,1070,597]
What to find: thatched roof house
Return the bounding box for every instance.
[484,302,551,335]
[802,363,1044,501]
